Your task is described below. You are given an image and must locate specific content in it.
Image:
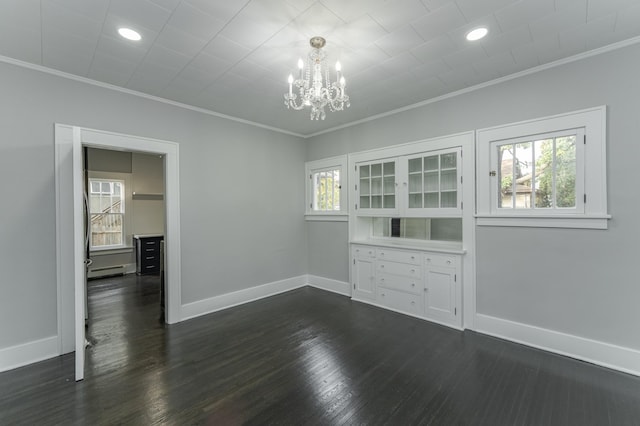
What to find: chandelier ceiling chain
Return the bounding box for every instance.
[284,36,350,120]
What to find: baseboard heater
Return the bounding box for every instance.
[88,265,126,279]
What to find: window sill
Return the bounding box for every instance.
[305,214,349,222]
[90,246,134,256]
[475,214,611,229]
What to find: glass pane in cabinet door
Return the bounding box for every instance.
[384,195,395,208]
[408,173,422,193]
[440,169,457,191]
[371,195,382,208]
[441,152,456,169]
[360,196,370,209]
[383,176,395,194]
[408,158,422,173]
[424,155,438,171]
[359,165,370,178]
[383,161,395,176]
[371,163,382,177]
[441,191,457,208]
[424,171,439,192]
[360,179,370,196]
[371,177,382,195]
[409,193,422,208]
[425,192,439,208]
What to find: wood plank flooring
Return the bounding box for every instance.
[1,274,640,425]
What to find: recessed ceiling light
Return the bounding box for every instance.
[118,27,141,41]
[466,27,488,42]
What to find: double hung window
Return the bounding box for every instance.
[89,179,125,248]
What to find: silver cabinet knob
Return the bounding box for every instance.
[447,260,452,264]
[411,283,415,287]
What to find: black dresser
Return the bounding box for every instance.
[134,235,164,275]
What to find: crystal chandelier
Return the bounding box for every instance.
[284,36,350,120]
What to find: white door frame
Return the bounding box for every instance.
[54,124,182,381]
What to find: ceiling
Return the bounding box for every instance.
[1,0,639,137]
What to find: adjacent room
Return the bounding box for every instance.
[1,1,640,424]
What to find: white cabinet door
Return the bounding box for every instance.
[355,159,398,215]
[403,148,462,217]
[352,249,376,301]
[424,265,458,326]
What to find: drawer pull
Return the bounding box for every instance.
[380,278,385,282]
[410,269,415,273]
[380,252,385,256]
[145,265,155,269]
[426,258,431,262]
[145,241,156,245]
[411,283,415,287]
[381,293,385,297]
[146,256,155,260]
[380,265,384,268]
[411,256,415,260]
[411,301,415,305]
[447,260,452,265]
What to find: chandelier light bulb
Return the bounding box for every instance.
[340,76,345,87]
[335,61,341,72]
[297,58,304,69]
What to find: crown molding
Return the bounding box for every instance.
[304,35,640,139]
[0,55,305,139]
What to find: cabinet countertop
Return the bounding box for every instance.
[133,234,164,239]
[351,239,465,254]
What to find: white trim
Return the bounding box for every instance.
[304,214,348,222]
[476,314,640,377]
[306,275,351,296]
[0,55,304,139]
[181,276,307,321]
[305,36,640,138]
[0,336,58,373]
[476,215,610,229]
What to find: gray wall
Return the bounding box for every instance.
[0,60,306,350]
[305,42,640,351]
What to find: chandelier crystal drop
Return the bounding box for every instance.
[284,36,350,120]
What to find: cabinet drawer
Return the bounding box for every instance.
[377,287,423,316]
[424,253,458,268]
[376,249,420,265]
[377,260,421,278]
[377,273,422,295]
[352,245,376,259]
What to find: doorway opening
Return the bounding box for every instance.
[54,125,182,381]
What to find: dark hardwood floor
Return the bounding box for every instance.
[1,275,640,425]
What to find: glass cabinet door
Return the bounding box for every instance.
[407,148,460,211]
[358,160,396,211]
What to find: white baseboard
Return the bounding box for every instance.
[0,336,59,373]
[476,313,640,377]
[306,275,351,296]
[181,275,308,321]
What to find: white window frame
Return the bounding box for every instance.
[88,171,133,251]
[476,106,610,229]
[305,155,348,221]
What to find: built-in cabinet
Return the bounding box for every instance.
[351,244,462,329]
[355,147,462,217]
